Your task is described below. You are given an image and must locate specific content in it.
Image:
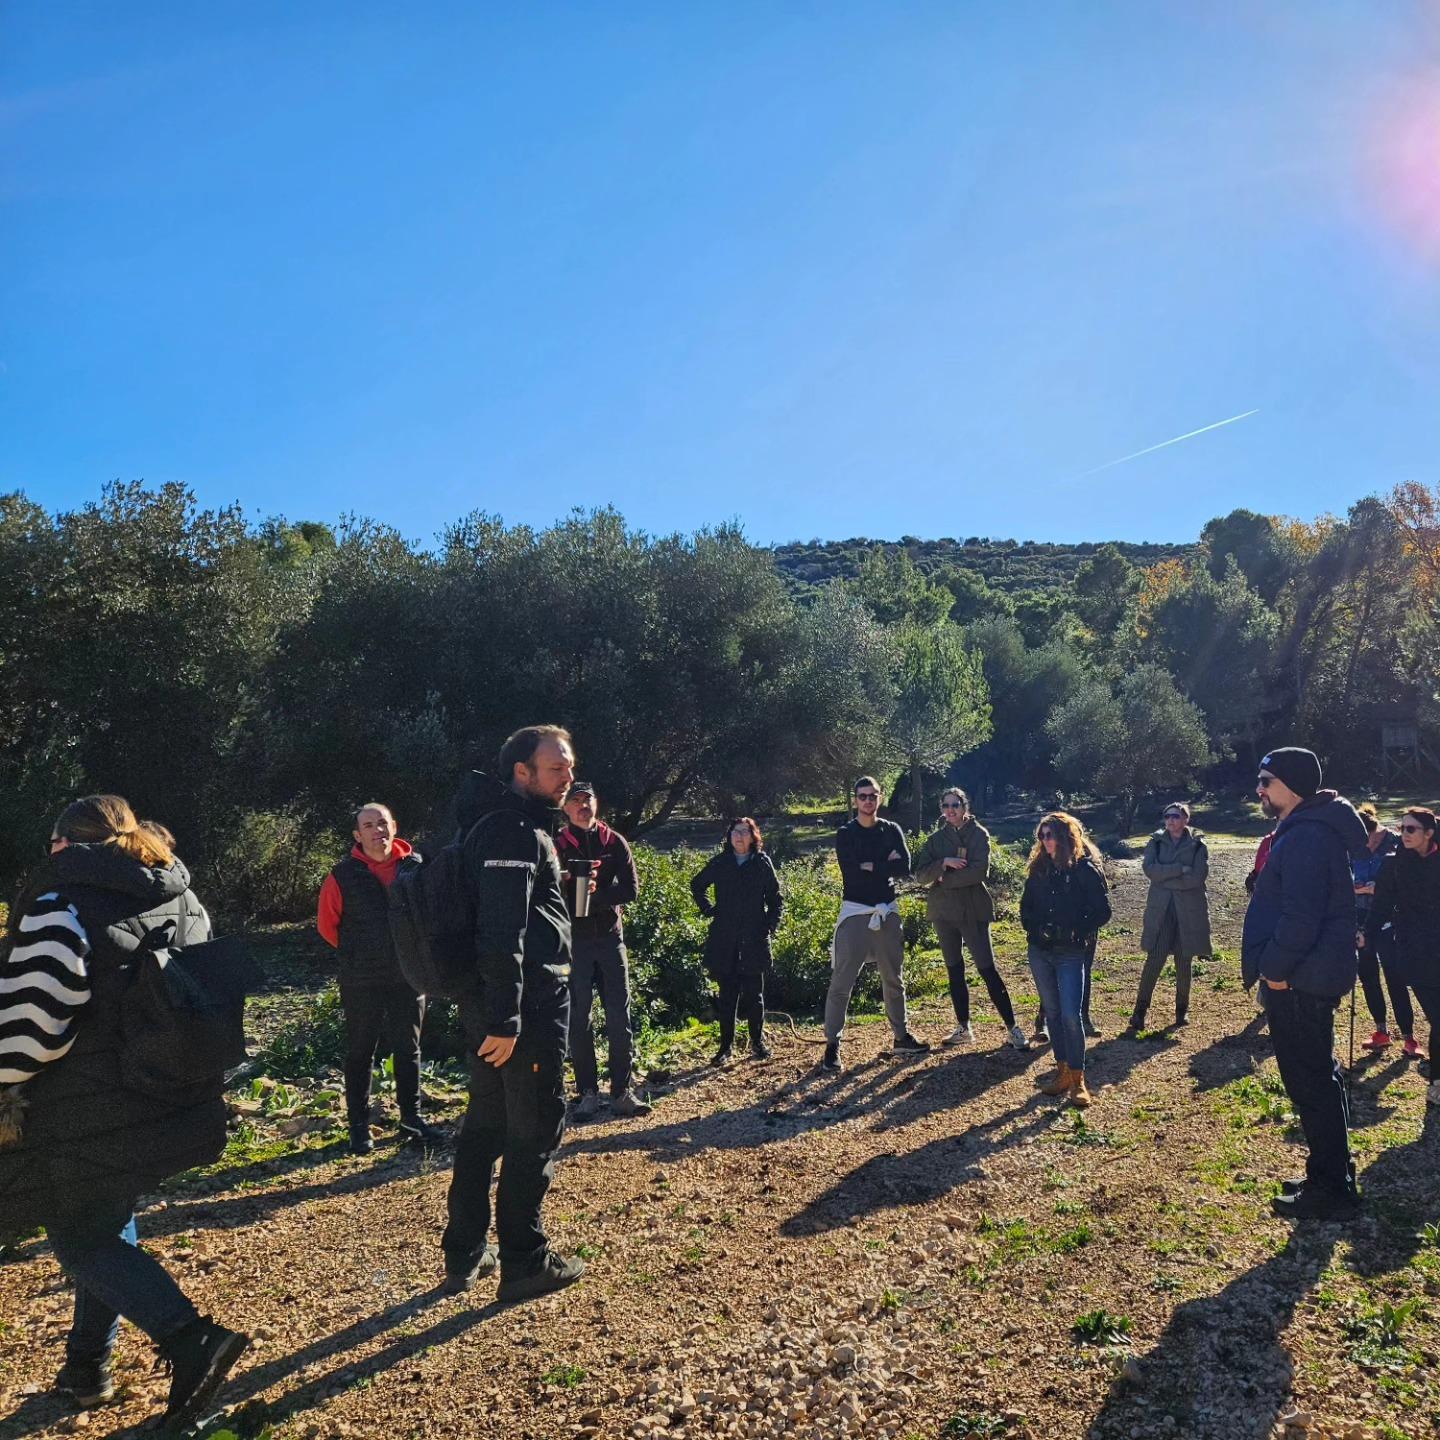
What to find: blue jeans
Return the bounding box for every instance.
[45,1192,198,1362]
[1028,946,1088,1071]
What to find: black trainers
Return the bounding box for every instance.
[158,1318,249,1432]
[443,1244,498,1295]
[495,1249,586,1305]
[892,1032,931,1055]
[398,1117,445,1147]
[821,1040,842,1072]
[1280,1176,1305,1196]
[710,1046,733,1069]
[55,1355,114,1408]
[1271,1187,1360,1222]
[349,1124,374,1156]
[751,1041,773,1061]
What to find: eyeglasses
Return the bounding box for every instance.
[1400,823,1425,834]
[1256,776,1274,789]
[941,801,963,810]
[45,835,62,855]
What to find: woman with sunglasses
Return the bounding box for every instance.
[1363,808,1440,1104]
[0,795,248,1427]
[691,817,784,1065]
[1019,812,1112,1106]
[912,789,1029,1051]
[1127,802,1211,1032]
[1351,804,1415,1054]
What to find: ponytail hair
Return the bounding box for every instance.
[52,794,174,869]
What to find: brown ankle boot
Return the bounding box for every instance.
[1070,1070,1092,1108]
[1039,1062,1073,1096]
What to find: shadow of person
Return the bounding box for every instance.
[1188,1011,1271,1094]
[1347,1104,1440,1280]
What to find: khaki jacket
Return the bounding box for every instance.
[912,816,996,930]
[1140,828,1212,957]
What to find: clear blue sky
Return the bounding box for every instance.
[4,2,1438,547]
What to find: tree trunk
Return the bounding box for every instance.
[910,754,925,835]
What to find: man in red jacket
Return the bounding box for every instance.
[317,803,442,1154]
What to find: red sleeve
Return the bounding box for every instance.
[317,873,343,947]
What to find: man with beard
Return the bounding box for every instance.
[441,725,586,1302]
[1243,747,1367,1221]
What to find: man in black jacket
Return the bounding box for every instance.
[441,725,586,1303]
[558,782,649,1119]
[821,776,929,1072]
[1242,747,1367,1222]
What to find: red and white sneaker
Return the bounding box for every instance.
[1366,1030,1393,1049]
[1403,1036,1422,1059]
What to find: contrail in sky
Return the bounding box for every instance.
[1073,408,1260,479]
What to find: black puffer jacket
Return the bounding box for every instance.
[691,851,784,978]
[1365,844,1440,987]
[453,771,572,1039]
[0,845,224,1228]
[1019,857,1112,951]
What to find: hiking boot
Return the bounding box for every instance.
[942,1024,974,1047]
[157,1318,249,1433]
[1006,1024,1031,1052]
[1427,1080,1440,1108]
[611,1089,652,1118]
[821,1040,842,1072]
[1082,1016,1102,1038]
[573,1091,602,1120]
[750,1041,774,1061]
[892,1032,931,1055]
[1271,1187,1360,1222]
[349,1124,374,1156]
[1280,1177,1305,1196]
[55,1355,114,1408]
[710,1046,733,1069]
[1365,1030,1393,1049]
[496,1249,586,1305]
[1038,1062,1073,1096]
[398,1117,445,1147]
[1069,1071,1093,1108]
[1403,1036,1422,1059]
[443,1244,498,1294]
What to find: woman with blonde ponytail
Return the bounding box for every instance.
[0,794,248,1426]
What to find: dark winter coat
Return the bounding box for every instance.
[911,817,995,930]
[1241,790,1368,997]
[453,771,572,1040]
[332,849,419,985]
[1364,844,1440,987]
[1139,829,1212,958]
[0,845,224,1229]
[691,851,784,979]
[835,818,911,906]
[1019,858,1112,952]
[1351,831,1399,924]
[555,821,639,940]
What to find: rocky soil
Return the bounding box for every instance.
[3,841,1438,1440]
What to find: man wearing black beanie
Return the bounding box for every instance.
[1242,746,1368,1220]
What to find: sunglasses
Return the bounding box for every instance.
[1256,776,1274,789]
[1038,827,1057,839]
[941,801,964,810]
[1163,812,1185,820]
[1400,823,1426,834]
[856,793,879,802]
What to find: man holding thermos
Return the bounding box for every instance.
[556,782,650,1118]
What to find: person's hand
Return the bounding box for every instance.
[478,1035,517,1067]
[1355,883,1375,896]
[1356,931,1366,949]
[859,861,875,872]
[887,850,901,862]
[1263,977,1289,991]
[588,878,598,895]
[942,856,964,870]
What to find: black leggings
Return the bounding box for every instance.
[933,916,1015,1028]
[716,973,765,1049]
[1357,930,1414,1037]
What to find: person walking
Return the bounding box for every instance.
[557,782,649,1119]
[1351,805,1416,1054]
[441,725,586,1303]
[1019,812,1112,1108]
[1127,802,1212,1032]
[0,796,248,1428]
[1363,807,1440,1103]
[317,803,442,1154]
[912,789,1029,1051]
[1243,747,1367,1221]
[691,817,784,1066]
[822,777,929,1072]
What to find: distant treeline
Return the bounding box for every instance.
[1,481,1436,919]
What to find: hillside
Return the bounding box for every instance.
[771,536,1195,596]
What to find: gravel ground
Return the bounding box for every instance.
[3,842,1438,1440]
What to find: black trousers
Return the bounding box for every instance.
[443,982,569,1273]
[1264,987,1356,1197]
[1356,929,1414,1037]
[1412,984,1440,1068]
[568,933,635,1096]
[716,972,765,1049]
[340,980,425,1126]
[1130,910,1193,1026]
[933,916,1015,1028]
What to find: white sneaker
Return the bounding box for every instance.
[1427,1080,1440,1108]
[943,1024,974,1047]
[1007,1024,1032,1052]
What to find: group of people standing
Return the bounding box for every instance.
[2,730,1437,1431]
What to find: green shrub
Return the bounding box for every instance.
[201,808,343,923]
[254,984,348,1078]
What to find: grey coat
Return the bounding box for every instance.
[1140,829,1212,958]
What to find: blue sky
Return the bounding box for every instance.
[4,2,1438,547]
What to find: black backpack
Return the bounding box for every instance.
[388,818,495,998]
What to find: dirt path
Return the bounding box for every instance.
[3,846,1438,1440]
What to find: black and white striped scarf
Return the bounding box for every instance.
[0,891,92,1085]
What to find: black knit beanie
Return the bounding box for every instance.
[1259,746,1322,800]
